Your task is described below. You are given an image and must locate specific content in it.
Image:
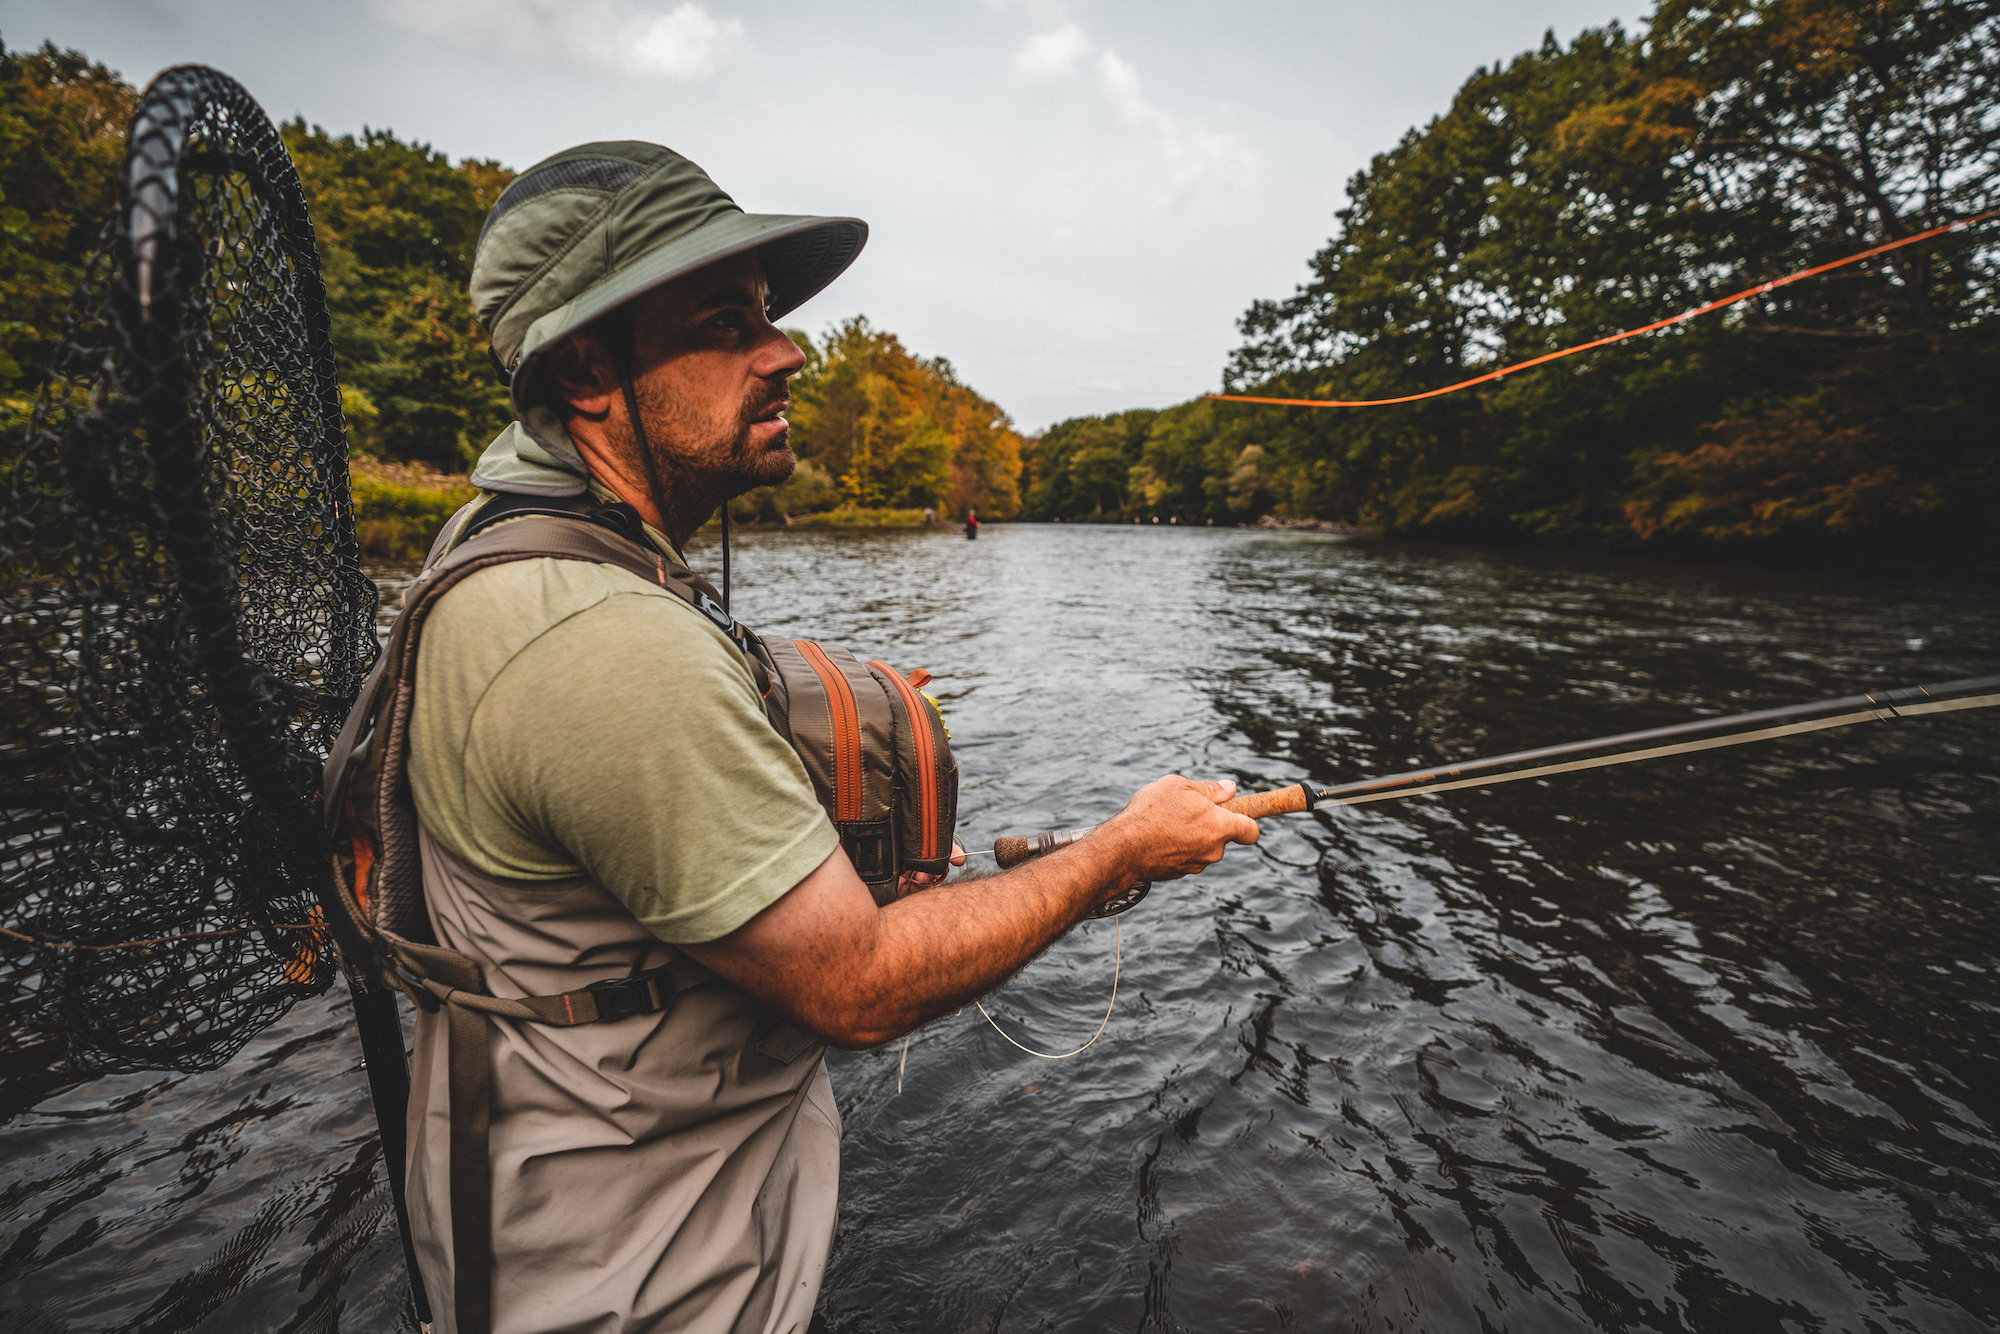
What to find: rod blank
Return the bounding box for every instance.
[973,673,2000,866]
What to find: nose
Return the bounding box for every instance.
[756,321,807,379]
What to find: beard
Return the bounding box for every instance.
[628,374,796,504]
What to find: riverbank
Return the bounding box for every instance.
[348,460,473,559]
[348,466,951,554]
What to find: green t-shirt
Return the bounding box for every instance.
[406,533,839,944]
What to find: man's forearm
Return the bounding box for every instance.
[679,775,1255,1049]
[683,822,1141,1050]
[827,831,1140,1046]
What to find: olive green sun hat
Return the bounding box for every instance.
[470,140,867,419]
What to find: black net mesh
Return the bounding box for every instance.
[0,66,376,1074]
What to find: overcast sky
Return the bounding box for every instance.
[9,0,1649,430]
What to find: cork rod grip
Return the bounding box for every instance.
[1221,784,1312,820]
[992,829,1084,869]
[991,836,1036,869]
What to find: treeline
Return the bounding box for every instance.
[740,317,1022,522]
[1025,0,2000,559]
[0,39,1021,518]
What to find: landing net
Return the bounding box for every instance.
[0,66,376,1073]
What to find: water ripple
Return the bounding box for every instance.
[2,525,1994,1332]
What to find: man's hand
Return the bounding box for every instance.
[1097,775,1260,887]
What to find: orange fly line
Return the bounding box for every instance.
[1205,210,2000,409]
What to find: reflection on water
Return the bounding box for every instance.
[3,526,1996,1332]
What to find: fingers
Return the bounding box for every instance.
[949,840,966,868]
[1173,776,1259,843]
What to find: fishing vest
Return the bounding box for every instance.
[319,491,957,1334]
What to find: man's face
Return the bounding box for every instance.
[620,252,807,497]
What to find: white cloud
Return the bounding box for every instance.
[1005,19,1254,191]
[1093,49,1255,190]
[378,0,744,81]
[1013,23,1089,81]
[1093,50,1163,131]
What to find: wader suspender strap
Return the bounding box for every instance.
[324,508,759,1334]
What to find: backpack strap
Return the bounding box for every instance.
[321,501,760,1334]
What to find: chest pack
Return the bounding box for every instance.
[327,492,958,944]
[318,491,957,1334]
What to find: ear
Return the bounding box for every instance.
[539,331,617,421]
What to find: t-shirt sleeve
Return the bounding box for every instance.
[460,592,839,943]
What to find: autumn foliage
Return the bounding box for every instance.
[770,317,1022,519]
[7,8,1997,560]
[0,40,1021,527]
[1024,0,2000,562]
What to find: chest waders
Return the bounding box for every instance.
[323,492,957,1334]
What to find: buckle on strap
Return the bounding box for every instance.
[390,958,444,1013]
[584,970,671,1023]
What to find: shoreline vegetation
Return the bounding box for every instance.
[348,459,475,559]
[5,5,1996,571]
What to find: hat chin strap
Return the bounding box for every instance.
[607,315,729,613]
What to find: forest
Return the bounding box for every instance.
[1028,0,1999,560]
[5,0,1997,560]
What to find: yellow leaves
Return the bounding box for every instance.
[1553,77,1703,171]
[789,315,1024,517]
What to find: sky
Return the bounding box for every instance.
[7,0,1651,431]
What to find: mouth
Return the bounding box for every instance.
[751,398,790,427]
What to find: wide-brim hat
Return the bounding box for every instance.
[470,141,867,418]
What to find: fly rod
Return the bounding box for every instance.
[973,672,2000,873]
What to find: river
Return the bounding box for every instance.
[2,524,1996,1332]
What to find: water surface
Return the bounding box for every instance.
[3,525,1996,1332]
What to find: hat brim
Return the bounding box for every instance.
[509,211,866,414]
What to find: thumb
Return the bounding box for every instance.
[1196,777,1238,804]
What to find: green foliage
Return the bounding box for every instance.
[1023,2,2000,560]
[0,45,1016,531]
[348,458,475,559]
[0,41,135,439]
[0,40,516,470]
[283,120,513,470]
[1022,409,1157,519]
[789,506,934,528]
[16,14,1993,560]
[731,456,841,522]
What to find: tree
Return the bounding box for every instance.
[1022,409,1157,519]
[1216,1,1999,557]
[0,42,135,438]
[786,317,1023,516]
[283,122,513,469]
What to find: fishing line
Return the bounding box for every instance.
[975,914,1121,1060]
[950,676,1997,1064]
[1205,210,2000,409]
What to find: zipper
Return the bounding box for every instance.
[869,660,937,859]
[796,640,862,821]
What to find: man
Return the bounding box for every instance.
[404,140,1256,1334]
